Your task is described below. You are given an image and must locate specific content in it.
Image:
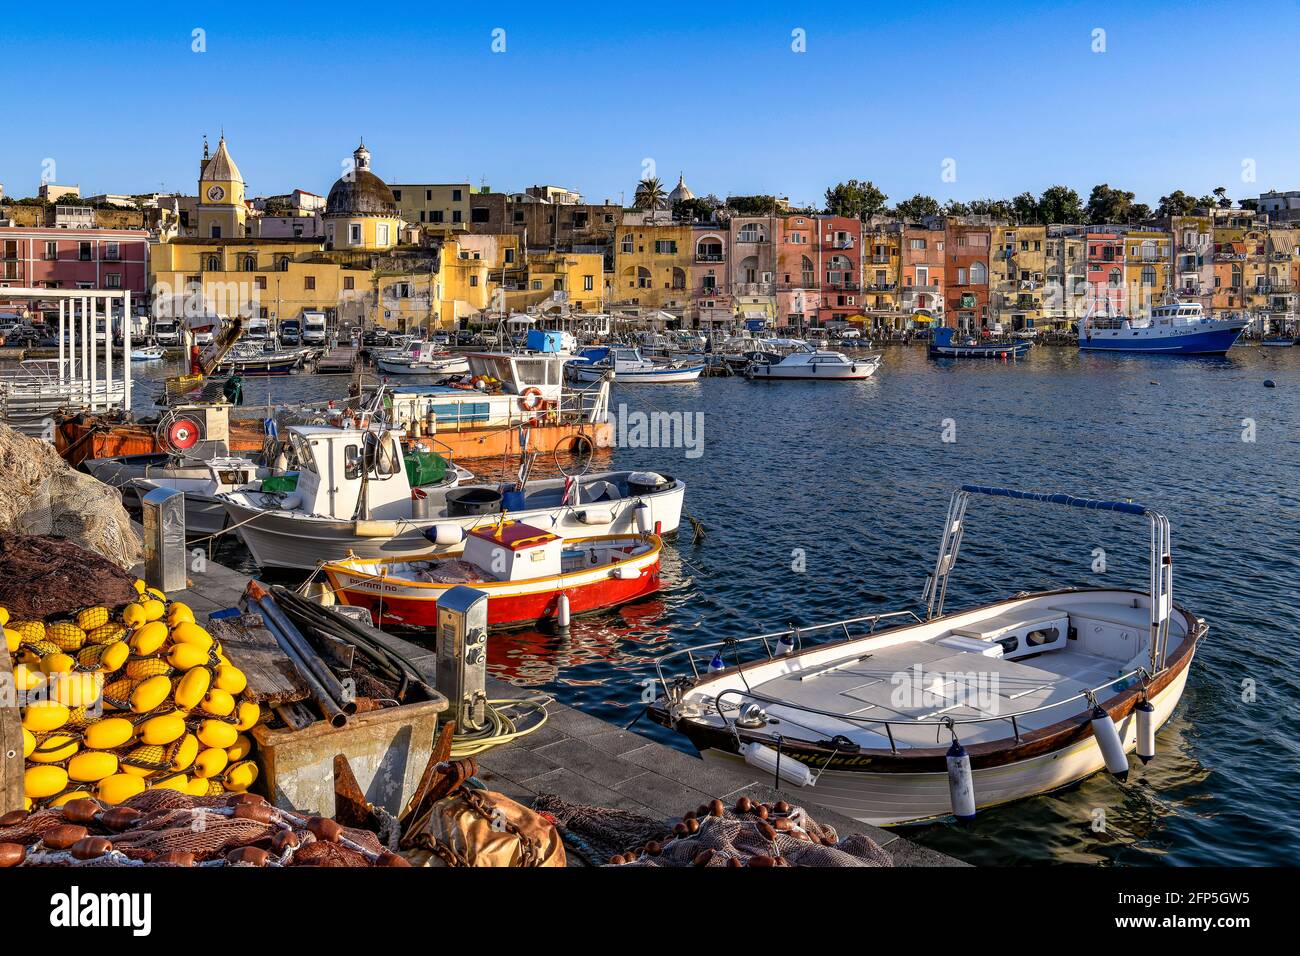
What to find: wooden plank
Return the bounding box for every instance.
[208,613,309,706]
[0,652,24,814]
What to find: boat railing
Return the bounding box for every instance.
[706,659,1162,754]
[654,610,924,689]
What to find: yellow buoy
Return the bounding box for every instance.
[83,716,135,750]
[186,776,210,797]
[166,603,196,627]
[168,733,200,772]
[223,760,259,792]
[139,711,186,745]
[167,642,211,671]
[12,663,45,692]
[173,666,212,710]
[28,733,80,763]
[169,622,214,650]
[97,773,146,805]
[196,719,239,750]
[101,678,136,710]
[205,779,226,797]
[51,672,103,708]
[51,789,95,808]
[99,641,130,673]
[25,765,70,799]
[68,750,120,783]
[120,744,168,777]
[125,656,173,680]
[129,674,173,713]
[14,620,46,642]
[193,747,229,779]
[141,599,167,622]
[75,606,111,631]
[86,622,126,645]
[0,606,8,626]
[132,578,147,595]
[39,652,75,675]
[149,772,189,793]
[120,603,147,629]
[128,620,169,656]
[22,727,36,759]
[234,701,261,732]
[199,688,236,718]
[47,622,88,651]
[213,664,248,695]
[22,700,70,733]
[4,627,20,654]
[226,734,253,762]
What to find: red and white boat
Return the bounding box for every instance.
[321,521,662,629]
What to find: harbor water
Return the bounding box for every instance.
[132,345,1300,864]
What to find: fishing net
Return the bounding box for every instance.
[0,533,137,619]
[0,791,389,867]
[535,795,893,868]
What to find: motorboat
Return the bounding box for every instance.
[650,485,1203,826]
[567,347,704,384]
[929,326,1032,359]
[219,423,685,570]
[130,345,166,361]
[376,342,470,376]
[217,343,308,376]
[1078,301,1246,355]
[746,346,881,380]
[321,524,661,629]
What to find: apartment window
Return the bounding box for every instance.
[79,241,92,261]
[621,235,634,254]
[350,224,362,244]
[472,207,490,224]
[255,276,267,290]
[426,189,433,201]
[583,275,594,291]
[243,255,256,271]
[377,224,390,246]
[105,273,121,288]
[572,212,588,228]
[45,241,57,260]
[909,238,926,250]
[531,280,542,290]
[654,240,677,254]
[392,189,402,201]
[205,255,220,271]
[305,276,316,290]
[452,189,462,202]
[452,211,462,223]
[431,210,443,223]
[505,249,515,264]
[277,255,290,272]
[513,211,525,223]
[210,225,222,238]
[470,275,478,287]
[104,242,120,261]
[344,276,355,291]
[419,211,426,222]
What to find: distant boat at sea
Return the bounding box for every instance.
[1078,301,1245,356]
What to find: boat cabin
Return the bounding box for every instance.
[288,424,412,520]
[463,521,561,581]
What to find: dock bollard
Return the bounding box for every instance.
[141,487,187,593]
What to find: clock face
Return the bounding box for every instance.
[207,185,225,201]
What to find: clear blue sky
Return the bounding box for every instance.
[1,1,1293,209]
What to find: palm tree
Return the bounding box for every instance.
[633,177,666,211]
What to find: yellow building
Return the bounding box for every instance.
[506,251,606,314]
[389,183,473,232]
[863,227,901,314]
[324,142,402,252]
[613,216,693,311]
[991,224,1047,328]
[195,136,248,239]
[1123,230,1172,317]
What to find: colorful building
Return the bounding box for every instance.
[689,223,731,326]
[1044,227,1087,327]
[1170,215,1213,309]
[324,143,401,253]
[1122,230,1172,318]
[944,222,992,329]
[1085,231,1126,318]
[862,226,900,323]
[728,215,779,325]
[613,214,692,314]
[0,226,149,295]
[195,136,248,239]
[900,225,945,326]
[814,216,861,327]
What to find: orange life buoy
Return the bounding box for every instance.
[519,387,544,411]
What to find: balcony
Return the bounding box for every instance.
[870,255,891,264]
[866,282,897,292]
[831,238,855,249]
[0,262,22,281]
[734,282,774,295]
[695,253,725,263]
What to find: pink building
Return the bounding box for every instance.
[0,227,149,300]
[1085,232,1126,317]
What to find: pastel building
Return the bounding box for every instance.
[0,227,149,295]
[776,213,819,327]
[944,223,992,329]
[613,214,692,313]
[729,215,779,325]
[900,225,945,324]
[690,223,731,324]
[1122,230,1172,318]
[324,142,401,253]
[1085,231,1126,317]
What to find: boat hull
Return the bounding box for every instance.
[928,342,1032,359]
[323,547,661,629]
[569,364,704,384]
[696,662,1190,826]
[222,477,685,570]
[1079,325,1245,355]
[377,357,470,376]
[748,363,878,380]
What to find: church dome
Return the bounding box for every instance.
[668,173,694,204]
[325,141,397,218]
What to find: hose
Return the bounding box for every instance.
[449,696,552,758]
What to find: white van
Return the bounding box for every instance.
[302,311,328,345]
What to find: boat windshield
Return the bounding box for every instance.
[289,431,317,474]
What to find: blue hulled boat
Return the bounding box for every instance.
[1078,301,1245,356]
[928,326,1032,359]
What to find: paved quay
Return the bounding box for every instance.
[159,555,962,866]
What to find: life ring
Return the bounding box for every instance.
[168,417,202,450]
[519,387,544,411]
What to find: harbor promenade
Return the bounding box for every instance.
[162,554,962,866]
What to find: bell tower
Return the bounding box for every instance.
[196,134,247,239]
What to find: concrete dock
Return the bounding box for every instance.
[162,556,962,866]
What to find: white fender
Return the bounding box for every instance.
[1135,700,1156,764]
[634,501,651,533]
[946,738,976,820]
[1091,705,1129,781]
[578,507,613,525]
[430,524,465,546]
[741,741,814,787]
[353,519,398,537]
[611,565,641,580]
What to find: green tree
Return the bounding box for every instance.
[726,195,782,216]
[1213,186,1232,209]
[1085,184,1138,224]
[943,199,971,217]
[1011,191,1040,223]
[1037,185,1084,223]
[893,194,941,221]
[1156,190,1198,218]
[823,179,888,220]
[633,177,666,211]
[968,198,1015,220]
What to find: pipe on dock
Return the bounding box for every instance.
[248,582,354,726]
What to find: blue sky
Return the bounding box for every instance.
[1,1,1293,209]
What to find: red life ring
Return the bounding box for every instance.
[519,387,544,411]
[168,417,201,449]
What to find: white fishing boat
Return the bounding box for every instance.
[746,346,881,380]
[651,485,1203,826]
[130,345,166,361]
[376,342,470,376]
[567,347,704,384]
[219,422,685,570]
